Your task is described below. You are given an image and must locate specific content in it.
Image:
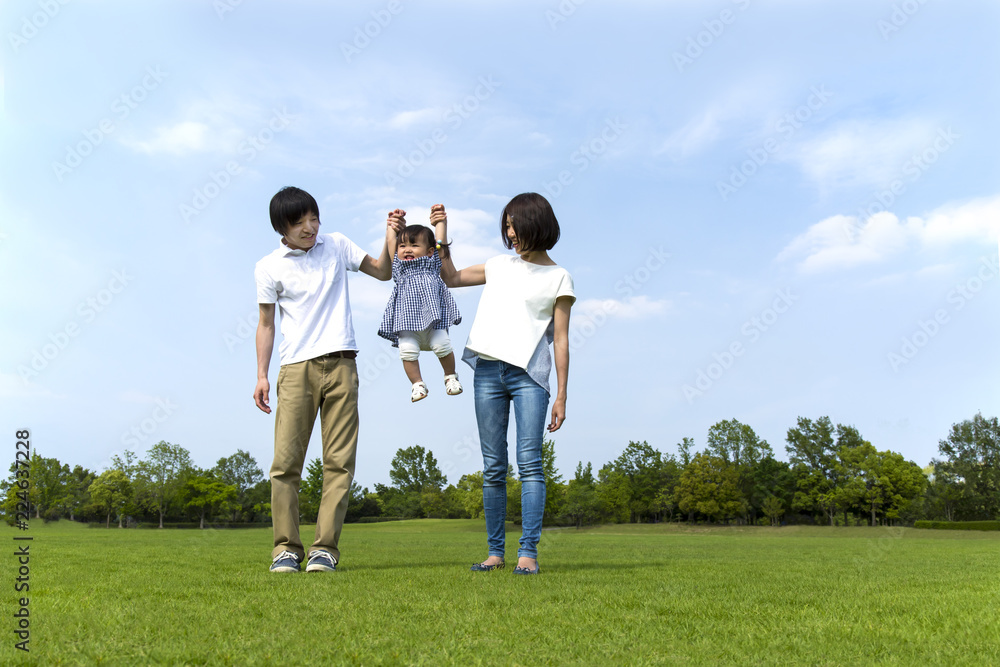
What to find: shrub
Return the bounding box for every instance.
[913,520,1000,531]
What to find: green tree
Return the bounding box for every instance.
[344,482,381,522]
[861,449,927,525]
[420,488,448,518]
[65,465,96,521]
[785,416,839,525]
[761,495,784,526]
[596,465,630,523]
[110,450,142,521]
[390,445,447,493]
[89,470,134,528]
[111,450,140,481]
[247,478,271,522]
[442,484,470,519]
[456,472,485,519]
[612,441,658,522]
[932,413,1000,520]
[541,440,565,523]
[677,437,695,467]
[706,419,774,523]
[385,446,447,518]
[181,474,238,529]
[27,453,71,520]
[561,463,601,527]
[924,464,962,521]
[299,458,323,522]
[214,449,265,522]
[675,453,745,523]
[372,483,408,518]
[139,441,194,528]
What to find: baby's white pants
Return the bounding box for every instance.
[398,328,453,361]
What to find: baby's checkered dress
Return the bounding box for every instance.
[378,251,461,347]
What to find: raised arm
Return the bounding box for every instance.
[430,204,486,287]
[360,209,405,281]
[548,295,573,432]
[253,303,276,414]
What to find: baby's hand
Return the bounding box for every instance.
[429,204,447,227]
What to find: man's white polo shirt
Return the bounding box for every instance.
[255,232,368,366]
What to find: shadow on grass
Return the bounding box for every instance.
[353,558,672,573]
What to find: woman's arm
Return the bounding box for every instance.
[431,204,486,287]
[548,295,573,432]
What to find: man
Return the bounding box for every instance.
[253,185,403,572]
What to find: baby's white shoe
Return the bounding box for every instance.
[411,381,428,402]
[444,374,463,395]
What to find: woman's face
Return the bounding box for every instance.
[505,217,525,255]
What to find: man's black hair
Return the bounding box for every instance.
[269,186,319,236]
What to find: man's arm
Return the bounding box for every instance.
[548,296,573,432]
[359,209,406,281]
[253,303,276,414]
[431,204,486,287]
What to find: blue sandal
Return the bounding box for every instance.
[470,560,504,571]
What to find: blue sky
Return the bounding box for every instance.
[2,0,997,488]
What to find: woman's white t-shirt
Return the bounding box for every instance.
[462,255,575,392]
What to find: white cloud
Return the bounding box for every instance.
[782,118,940,191]
[921,196,1000,246]
[118,96,282,156]
[0,373,66,399]
[387,108,442,130]
[527,132,552,148]
[659,110,723,160]
[658,76,795,160]
[575,295,670,322]
[121,121,214,155]
[778,194,1000,273]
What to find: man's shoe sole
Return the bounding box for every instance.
[306,565,336,572]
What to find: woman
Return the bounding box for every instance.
[435,193,575,575]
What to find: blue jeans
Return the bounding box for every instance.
[474,359,548,560]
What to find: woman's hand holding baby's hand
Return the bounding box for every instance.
[429,204,447,227]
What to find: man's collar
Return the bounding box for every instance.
[280,233,325,256]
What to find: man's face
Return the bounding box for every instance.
[283,212,320,250]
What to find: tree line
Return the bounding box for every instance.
[3,413,997,529]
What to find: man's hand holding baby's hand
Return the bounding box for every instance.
[387,208,406,234]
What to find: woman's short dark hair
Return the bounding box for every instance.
[399,224,450,258]
[500,192,560,252]
[269,186,319,235]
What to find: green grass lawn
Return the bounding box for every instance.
[4,520,1000,665]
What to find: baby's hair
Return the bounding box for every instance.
[399,224,450,259]
[500,192,560,252]
[269,186,319,236]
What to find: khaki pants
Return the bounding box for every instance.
[270,355,359,562]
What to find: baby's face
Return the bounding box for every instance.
[399,237,433,260]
